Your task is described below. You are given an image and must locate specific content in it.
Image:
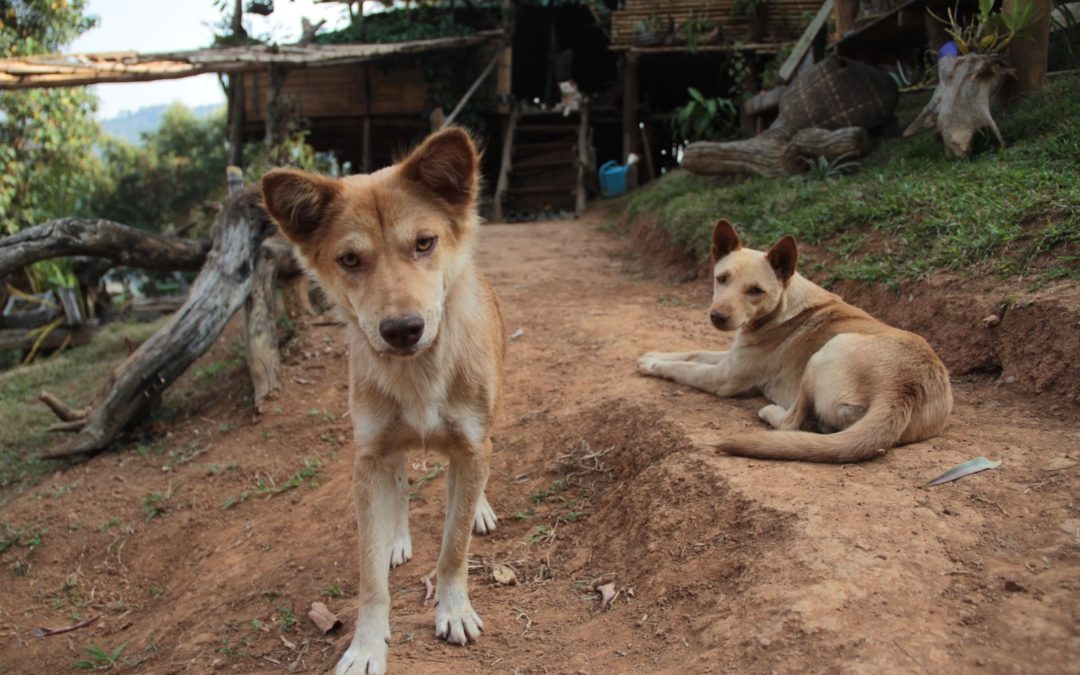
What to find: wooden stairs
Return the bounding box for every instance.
[493,105,589,222]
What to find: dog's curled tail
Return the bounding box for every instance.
[713,391,918,464]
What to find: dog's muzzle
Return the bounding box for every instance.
[379,313,425,352]
[709,309,730,330]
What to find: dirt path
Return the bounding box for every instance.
[1,214,1078,674]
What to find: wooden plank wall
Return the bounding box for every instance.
[611,0,823,47]
[243,63,428,122]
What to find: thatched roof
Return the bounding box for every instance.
[0,31,502,90]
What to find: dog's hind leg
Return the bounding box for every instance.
[390,453,412,567]
[435,438,491,645]
[759,391,813,431]
[337,448,400,675]
[473,491,497,535]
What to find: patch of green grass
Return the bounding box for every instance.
[0,318,166,490]
[73,641,127,670]
[141,484,179,520]
[193,357,242,380]
[277,605,297,631]
[222,458,321,509]
[0,521,47,553]
[623,76,1080,287]
[321,582,343,598]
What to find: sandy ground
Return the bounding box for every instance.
[1,214,1077,674]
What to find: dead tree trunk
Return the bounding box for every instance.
[903,54,1010,158]
[40,179,274,459]
[683,127,870,177]
[0,219,209,279]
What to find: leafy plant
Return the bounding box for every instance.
[678,13,716,50]
[934,0,1041,54]
[802,154,862,181]
[670,87,739,143]
[73,642,127,670]
[733,0,766,17]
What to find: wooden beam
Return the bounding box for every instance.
[778,0,835,83]
[442,46,502,129]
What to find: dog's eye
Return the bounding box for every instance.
[715,273,729,284]
[416,236,437,254]
[746,285,765,296]
[338,252,362,269]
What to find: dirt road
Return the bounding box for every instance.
[1,215,1077,673]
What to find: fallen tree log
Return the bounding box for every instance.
[39,180,275,459]
[683,127,870,177]
[0,325,96,353]
[0,218,210,279]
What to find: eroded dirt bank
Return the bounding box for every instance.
[1,214,1077,674]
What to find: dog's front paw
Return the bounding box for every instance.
[390,532,412,568]
[335,637,388,675]
[434,585,483,645]
[637,355,661,376]
[473,494,497,535]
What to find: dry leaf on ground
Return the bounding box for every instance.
[597,582,618,609]
[492,563,518,585]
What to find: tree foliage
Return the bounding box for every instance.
[92,105,228,233]
[0,0,102,235]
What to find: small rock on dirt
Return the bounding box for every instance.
[308,601,340,634]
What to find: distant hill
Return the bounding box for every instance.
[100,103,224,145]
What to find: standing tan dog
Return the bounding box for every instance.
[638,219,952,463]
[261,129,504,674]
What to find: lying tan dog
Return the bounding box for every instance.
[261,128,504,674]
[638,219,952,463]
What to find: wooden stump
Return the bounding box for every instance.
[244,241,281,409]
[903,54,1010,158]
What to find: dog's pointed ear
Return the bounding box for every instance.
[766,235,798,283]
[261,168,342,242]
[711,219,742,261]
[399,127,479,207]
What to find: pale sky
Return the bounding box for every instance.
[67,0,352,118]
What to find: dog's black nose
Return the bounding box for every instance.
[379,314,425,350]
[709,309,729,329]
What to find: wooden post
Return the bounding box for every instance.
[496,44,513,114]
[362,64,373,173]
[265,64,288,165]
[621,53,639,162]
[834,0,859,39]
[226,0,245,167]
[575,106,589,216]
[1005,0,1051,102]
[492,105,520,222]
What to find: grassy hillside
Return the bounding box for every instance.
[622,75,1080,288]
